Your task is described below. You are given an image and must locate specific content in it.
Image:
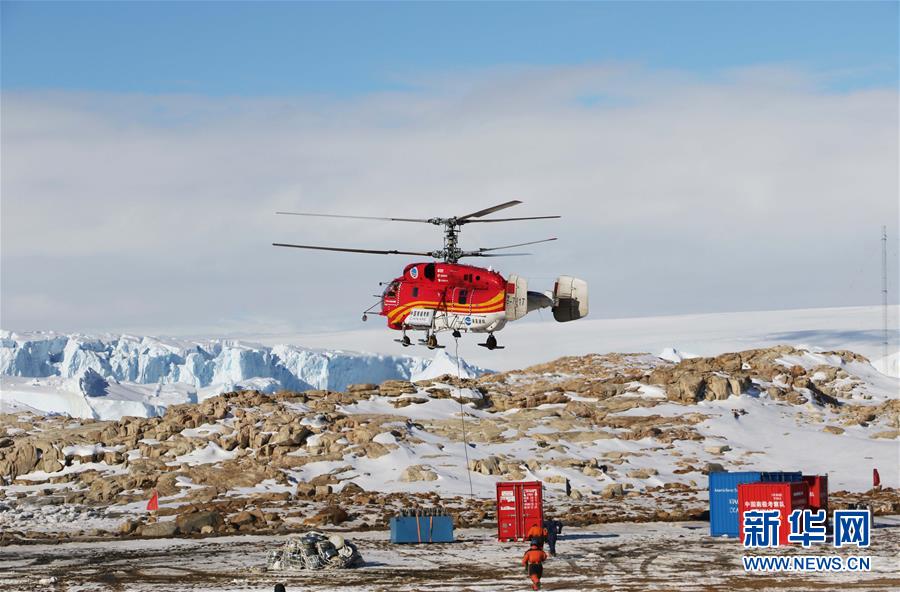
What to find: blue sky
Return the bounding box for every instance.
[2,1,897,96]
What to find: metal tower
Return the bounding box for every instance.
[882,226,888,364]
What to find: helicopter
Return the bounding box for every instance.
[273,200,588,350]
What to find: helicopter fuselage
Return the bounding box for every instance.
[273,200,588,347]
[381,262,508,334]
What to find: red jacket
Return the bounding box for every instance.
[522,548,547,566]
[526,524,548,539]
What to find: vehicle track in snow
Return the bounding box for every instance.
[1,521,898,591]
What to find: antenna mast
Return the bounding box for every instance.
[882,226,888,364]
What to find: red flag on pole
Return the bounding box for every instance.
[147,489,159,512]
[873,468,881,488]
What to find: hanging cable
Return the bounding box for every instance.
[454,334,475,498]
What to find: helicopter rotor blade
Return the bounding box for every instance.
[455,200,522,222]
[474,237,558,252]
[463,215,561,223]
[273,243,435,256]
[276,212,431,224]
[460,252,532,257]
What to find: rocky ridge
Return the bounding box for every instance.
[1,346,897,543]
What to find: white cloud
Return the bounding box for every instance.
[1,64,897,334]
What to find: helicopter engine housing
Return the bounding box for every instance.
[552,275,589,322]
[504,274,528,321]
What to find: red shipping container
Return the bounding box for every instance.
[802,475,828,513]
[496,481,543,542]
[738,482,809,546]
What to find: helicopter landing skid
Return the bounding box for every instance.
[477,334,503,350]
[418,333,445,349]
[418,340,446,349]
[477,342,505,350]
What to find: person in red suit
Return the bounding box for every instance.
[521,542,548,590]
[525,522,548,548]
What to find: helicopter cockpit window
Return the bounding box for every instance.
[384,281,399,299]
[424,263,436,280]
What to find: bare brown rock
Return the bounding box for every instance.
[176,510,223,535]
[295,483,316,498]
[140,521,179,537]
[601,484,624,498]
[400,465,438,482]
[706,375,731,400]
[379,380,417,396]
[228,510,257,526]
[312,505,349,526]
[347,383,378,392]
[2,443,38,480]
[674,374,706,403]
[119,519,139,535]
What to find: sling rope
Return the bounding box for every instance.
[454,334,475,498]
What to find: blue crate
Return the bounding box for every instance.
[390,515,454,544]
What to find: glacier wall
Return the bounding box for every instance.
[0,331,476,393]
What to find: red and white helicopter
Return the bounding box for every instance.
[273,200,588,350]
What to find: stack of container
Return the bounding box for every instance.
[708,471,802,537]
[709,470,827,545]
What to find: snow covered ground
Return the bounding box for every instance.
[1,521,897,591]
[297,350,899,494]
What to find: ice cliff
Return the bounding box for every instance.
[0,331,484,396]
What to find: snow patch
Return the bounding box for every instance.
[872,350,900,378]
[410,350,482,382]
[658,348,699,363]
[373,432,397,445]
[168,442,236,466]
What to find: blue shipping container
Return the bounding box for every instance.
[709,471,802,537]
[709,472,761,537]
[390,515,454,544]
[761,471,802,483]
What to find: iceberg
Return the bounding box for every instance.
[410,350,481,382]
[0,331,489,419]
